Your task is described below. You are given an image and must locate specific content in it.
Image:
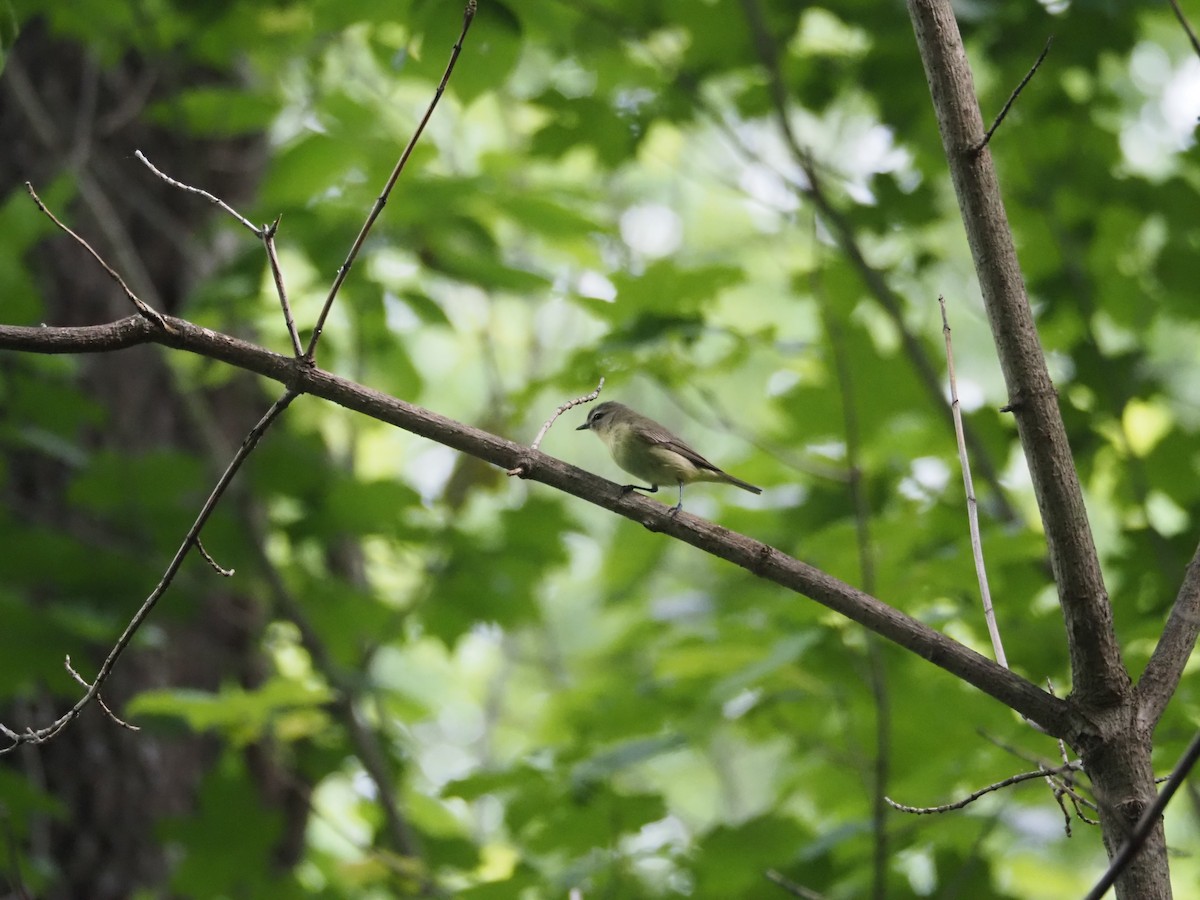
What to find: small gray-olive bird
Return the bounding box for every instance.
[576,400,762,513]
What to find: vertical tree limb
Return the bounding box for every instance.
[905,0,1125,709]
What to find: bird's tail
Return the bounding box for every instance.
[717,470,762,494]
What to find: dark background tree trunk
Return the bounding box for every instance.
[0,20,305,898]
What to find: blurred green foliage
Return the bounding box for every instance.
[3,0,1199,897]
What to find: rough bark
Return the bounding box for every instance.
[0,21,304,899]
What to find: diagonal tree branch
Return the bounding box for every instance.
[1167,0,1200,60]
[1135,542,1200,730]
[0,314,1077,739]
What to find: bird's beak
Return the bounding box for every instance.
[575,421,590,431]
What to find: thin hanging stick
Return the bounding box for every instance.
[940,297,1008,667]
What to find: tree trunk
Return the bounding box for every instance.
[0,20,305,898]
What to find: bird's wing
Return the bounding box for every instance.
[642,427,723,474]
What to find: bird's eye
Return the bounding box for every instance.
[593,411,605,421]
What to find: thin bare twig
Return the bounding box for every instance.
[0,390,298,754]
[135,149,262,235]
[525,378,605,456]
[262,216,304,357]
[64,655,137,731]
[1083,727,1200,900]
[305,0,478,361]
[886,761,1083,814]
[974,36,1054,152]
[1168,0,1200,60]
[939,297,1007,667]
[1066,789,1101,824]
[766,869,826,899]
[196,539,235,577]
[24,182,172,332]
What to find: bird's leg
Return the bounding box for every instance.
[620,483,658,495]
[669,483,684,515]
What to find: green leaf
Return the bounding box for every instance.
[161,756,287,897]
[693,815,811,896]
[127,677,334,745]
[602,260,744,321]
[570,733,688,787]
[147,86,278,136]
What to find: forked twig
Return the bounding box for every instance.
[136,155,305,357]
[886,761,1083,814]
[64,654,137,732]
